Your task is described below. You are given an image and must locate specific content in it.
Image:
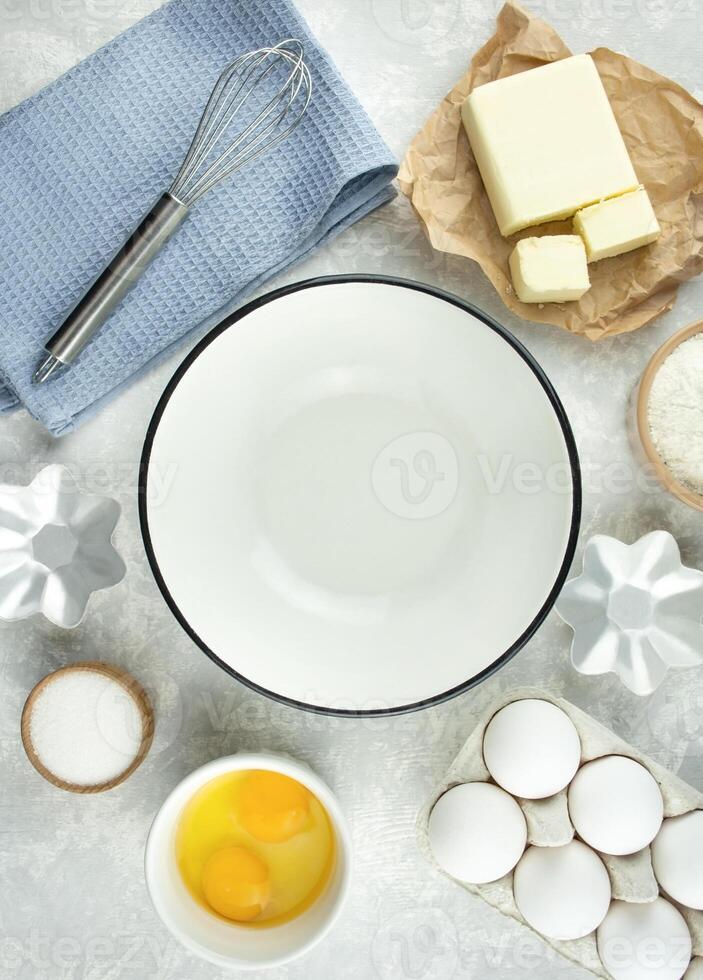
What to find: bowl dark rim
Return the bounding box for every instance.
[138,274,582,717]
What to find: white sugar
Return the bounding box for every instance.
[648,334,703,496]
[30,670,144,787]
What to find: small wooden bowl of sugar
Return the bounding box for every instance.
[634,320,703,512]
[21,662,154,793]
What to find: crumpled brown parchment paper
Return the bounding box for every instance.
[398,1,703,340]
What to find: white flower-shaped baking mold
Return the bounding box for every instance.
[556,531,703,696]
[0,464,125,628]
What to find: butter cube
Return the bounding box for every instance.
[509,236,590,304]
[574,187,661,261]
[462,55,638,236]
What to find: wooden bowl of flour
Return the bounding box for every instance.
[635,320,703,512]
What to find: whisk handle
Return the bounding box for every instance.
[43,193,189,368]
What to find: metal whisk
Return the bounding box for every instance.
[34,39,312,384]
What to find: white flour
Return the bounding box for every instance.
[648,333,703,496]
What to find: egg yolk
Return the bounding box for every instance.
[201,846,271,922]
[239,770,311,843]
[177,770,335,928]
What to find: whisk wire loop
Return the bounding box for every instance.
[170,38,312,206]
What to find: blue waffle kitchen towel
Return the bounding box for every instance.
[0,0,397,436]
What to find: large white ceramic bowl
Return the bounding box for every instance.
[140,277,580,714]
[144,753,352,970]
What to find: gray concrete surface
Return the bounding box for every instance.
[1,1,702,977]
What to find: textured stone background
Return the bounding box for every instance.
[1,1,702,978]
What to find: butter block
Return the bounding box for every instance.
[462,54,639,236]
[509,236,590,304]
[574,187,661,261]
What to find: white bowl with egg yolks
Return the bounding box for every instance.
[145,753,352,969]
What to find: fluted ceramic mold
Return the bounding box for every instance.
[0,464,125,628]
[555,531,703,695]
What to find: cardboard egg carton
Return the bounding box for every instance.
[417,687,703,978]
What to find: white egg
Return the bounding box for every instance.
[652,811,703,910]
[513,840,611,940]
[685,957,703,979]
[568,755,663,855]
[597,898,692,980]
[482,698,581,799]
[428,782,527,884]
